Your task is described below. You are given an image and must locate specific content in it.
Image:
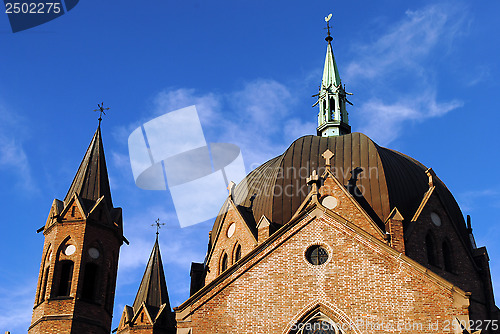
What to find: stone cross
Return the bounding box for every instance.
[322,149,334,167]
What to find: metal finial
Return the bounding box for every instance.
[93,102,110,125]
[324,13,333,42]
[151,218,166,236]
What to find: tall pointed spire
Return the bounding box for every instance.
[132,236,171,312]
[64,124,113,210]
[314,14,351,137]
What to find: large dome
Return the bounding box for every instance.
[212,132,469,247]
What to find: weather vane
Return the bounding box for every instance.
[93,102,110,124]
[325,13,333,37]
[151,218,166,236]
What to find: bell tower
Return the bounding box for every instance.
[314,14,352,137]
[29,119,125,334]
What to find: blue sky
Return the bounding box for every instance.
[1,0,500,332]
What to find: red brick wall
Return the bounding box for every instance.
[177,210,469,333]
[319,174,385,242]
[29,197,122,334]
[405,191,495,330]
[205,203,257,284]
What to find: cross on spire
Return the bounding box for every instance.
[151,218,166,237]
[93,102,110,125]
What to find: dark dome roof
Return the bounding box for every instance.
[213,133,468,246]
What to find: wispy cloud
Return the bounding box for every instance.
[457,188,500,212]
[150,79,303,171]
[0,105,36,192]
[345,3,468,145]
[357,91,463,145]
[0,277,36,333]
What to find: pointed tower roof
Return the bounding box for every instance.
[322,29,341,89]
[132,237,171,313]
[315,14,351,137]
[64,124,113,210]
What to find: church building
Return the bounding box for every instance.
[29,17,499,334]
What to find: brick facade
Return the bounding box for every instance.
[29,195,123,334]
[176,205,470,333]
[175,170,498,333]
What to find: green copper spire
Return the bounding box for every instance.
[314,14,351,137]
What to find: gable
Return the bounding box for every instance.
[319,169,385,241]
[404,190,487,307]
[204,199,257,284]
[130,303,154,326]
[60,194,86,221]
[87,196,112,225]
[176,209,469,333]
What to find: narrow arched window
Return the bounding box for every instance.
[443,240,454,272]
[235,245,242,263]
[221,253,228,273]
[425,233,437,266]
[82,263,99,301]
[37,249,51,304]
[57,260,74,296]
[39,267,50,302]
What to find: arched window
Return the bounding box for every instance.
[234,244,242,263]
[220,253,228,273]
[37,249,51,304]
[39,267,50,302]
[425,232,437,266]
[82,263,100,301]
[57,260,74,296]
[291,311,344,334]
[442,240,454,272]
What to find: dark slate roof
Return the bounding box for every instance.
[210,132,469,251]
[132,237,171,313]
[64,125,113,210]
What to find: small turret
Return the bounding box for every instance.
[314,14,352,137]
[117,232,176,334]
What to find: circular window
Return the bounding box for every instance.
[88,247,100,259]
[306,245,329,265]
[431,212,442,227]
[64,244,76,256]
[322,196,338,210]
[227,223,236,238]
